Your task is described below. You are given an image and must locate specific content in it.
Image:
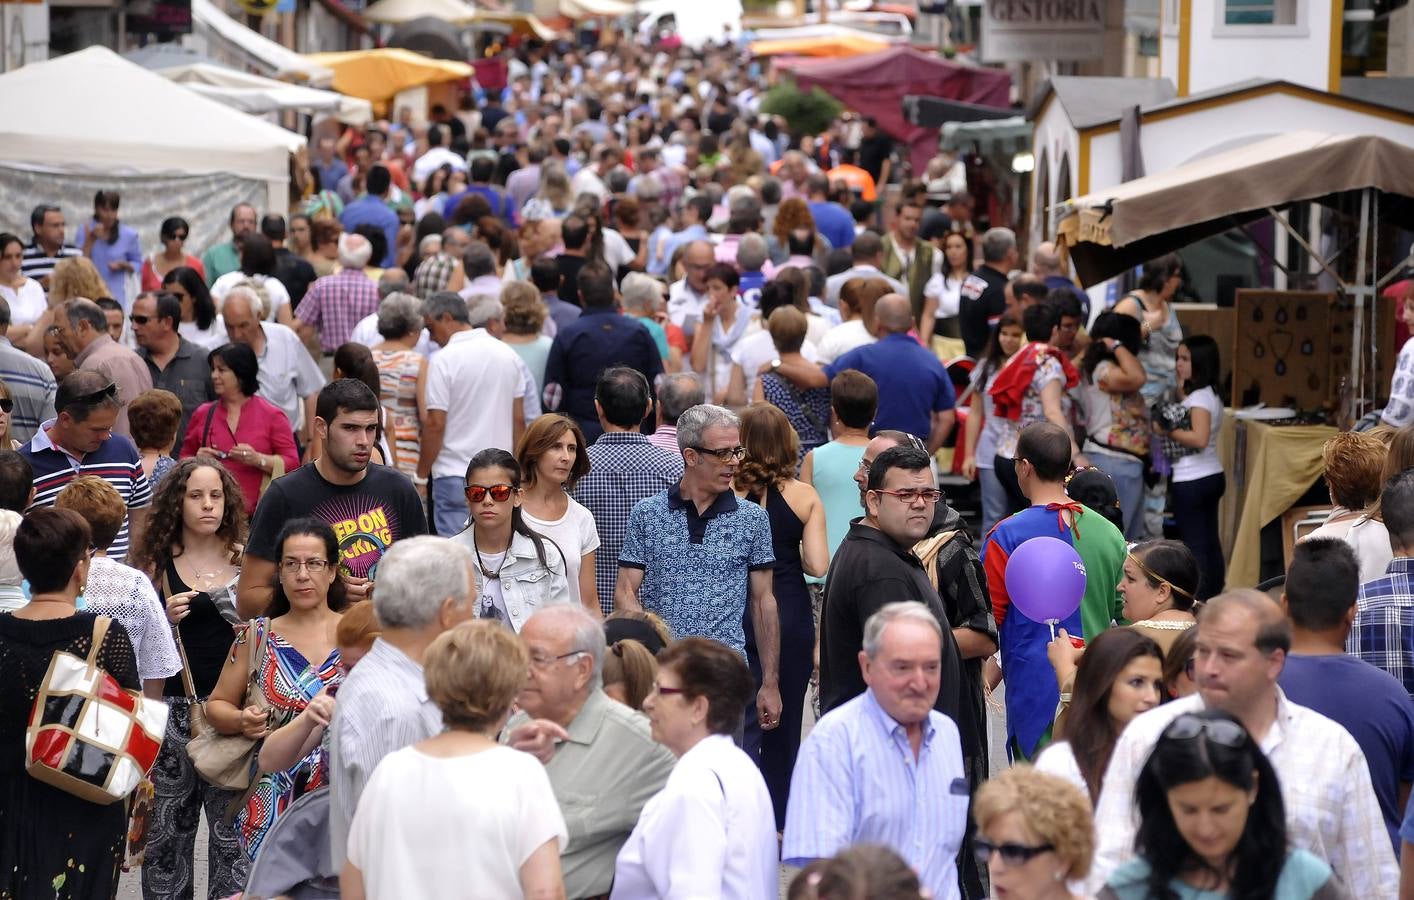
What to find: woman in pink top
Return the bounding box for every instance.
[141,217,206,292]
[180,342,299,510]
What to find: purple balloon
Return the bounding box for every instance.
[1003,536,1086,624]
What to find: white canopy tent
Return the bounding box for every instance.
[0,46,304,258]
[191,0,333,86]
[159,62,374,124]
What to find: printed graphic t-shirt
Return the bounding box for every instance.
[245,463,429,578]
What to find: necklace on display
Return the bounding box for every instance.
[472,532,507,580]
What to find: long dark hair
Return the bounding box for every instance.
[131,458,247,582]
[1182,335,1221,394]
[266,517,349,618]
[1058,628,1163,803]
[975,313,1021,383]
[1081,311,1144,379]
[1134,710,1285,900]
[1131,539,1201,613]
[162,265,217,330]
[94,191,121,246]
[466,448,555,570]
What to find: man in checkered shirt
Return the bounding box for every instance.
[295,233,381,354]
[1349,469,1414,698]
[573,367,681,614]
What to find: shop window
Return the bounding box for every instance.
[1223,0,1298,25]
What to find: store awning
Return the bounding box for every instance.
[751,33,889,57]
[159,62,374,124]
[940,116,1032,156]
[302,47,472,103]
[903,94,1018,128]
[191,0,332,86]
[362,0,478,25]
[1054,131,1414,286]
[472,10,560,40]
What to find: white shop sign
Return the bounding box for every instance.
[980,0,1105,62]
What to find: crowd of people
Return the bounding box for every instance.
[1,28,1414,900]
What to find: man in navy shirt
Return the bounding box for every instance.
[543,262,664,444]
[1279,537,1414,850]
[772,294,955,452]
[339,165,399,267]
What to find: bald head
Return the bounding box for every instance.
[1202,589,1292,653]
[1032,241,1063,277]
[874,294,914,334]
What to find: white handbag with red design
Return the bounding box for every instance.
[26,616,169,805]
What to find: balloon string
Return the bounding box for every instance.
[1049,620,1057,641]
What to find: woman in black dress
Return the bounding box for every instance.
[0,507,140,898]
[130,457,251,898]
[734,403,829,831]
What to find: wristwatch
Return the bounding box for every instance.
[770,358,782,372]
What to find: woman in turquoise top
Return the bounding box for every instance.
[799,369,876,585]
[1100,710,1350,900]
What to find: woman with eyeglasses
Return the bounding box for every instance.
[516,414,602,615]
[1099,710,1348,900]
[1035,628,1164,805]
[131,457,251,898]
[612,637,778,899]
[161,265,228,352]
[972,765,1095,900]
[450,447,571,632]
[141,216,206,292]
[180,342,300,510]
[207,517,346,861]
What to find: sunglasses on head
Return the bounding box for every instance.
[465,483,514,503]
[68,382,117,406]
[1163,713,1247,748]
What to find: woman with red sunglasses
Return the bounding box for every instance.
[450,447,571,632]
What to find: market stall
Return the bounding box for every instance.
[158,62,373,125]
[302,47,473,114]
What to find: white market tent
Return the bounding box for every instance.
[159,62,374,125]
[0,46,305,257]
[192,0,333,86]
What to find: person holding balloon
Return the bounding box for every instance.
[980,422,1127,761]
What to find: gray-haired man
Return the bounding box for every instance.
[329,535,478,867]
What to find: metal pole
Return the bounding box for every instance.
[1351,187,1370,413]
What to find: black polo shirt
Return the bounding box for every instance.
[958,264,1008,358]
[819,518,982,767]
[140,337,215,450]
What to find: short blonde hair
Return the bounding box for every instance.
[54,475,126,552]
[974,767,1094,880]
[500,281,547,335]
[767,305,808,355]
[423,621,527,732]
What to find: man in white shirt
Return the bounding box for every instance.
[411,124,467,184]
[466,295,540,427]
[329,536,478,868]
[417,291,526,536]
[1088,589,1398,899]
[220,287,324,445]
[666,240,715,340]
[825,232,906,306]
[570,145,620,205]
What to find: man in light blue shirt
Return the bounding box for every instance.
[339,165,399,267]
[783,600,969,900]
[652,195,713,277]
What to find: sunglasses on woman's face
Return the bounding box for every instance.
[464,483,514,503]
[0,399,12,413]
[973,839,1055,867]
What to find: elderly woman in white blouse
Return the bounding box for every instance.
[611,637,777,900]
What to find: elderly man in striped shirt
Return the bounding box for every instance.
[328,536,478,869]
[783,601,970,900]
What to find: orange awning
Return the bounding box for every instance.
[750,34,889,58]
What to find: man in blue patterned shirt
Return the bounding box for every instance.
[1349,470,1414,699]
[573,367,682,614]
[615,403,783,731]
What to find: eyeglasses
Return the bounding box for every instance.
[973,839,1055,867]
[651,682,687,697]
[280,558,332,575]
[1163,713,1247,748]
[129,315,152,325]
[692,445,746,462]
[871,488,943,505]
[465,483,514,503]
[529,650,586,669]
[0,399,12,414]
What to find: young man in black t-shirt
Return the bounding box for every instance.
[236,379,428,618]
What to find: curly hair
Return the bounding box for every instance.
[734,403,799,498]
[130,458,247,579]
[49,257,108,304]
[974,766,1094,881]
[772,197,817,249]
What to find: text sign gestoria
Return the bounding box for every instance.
[980,0,1106,63]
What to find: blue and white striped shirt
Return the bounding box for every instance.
[782,689,968,900]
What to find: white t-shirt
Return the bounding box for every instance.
[817,320,874,365]
[209,271,292,322]
[1033,740,1088,802]
[730,331,819,400]
[178,318,229,353]
[522,496,601,609]
[425,329,526,479]
[1173,385,1223,482]
[0,278,47,326]
[347,744,568,899]
[968,363,1008,469]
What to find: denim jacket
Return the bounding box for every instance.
[453,529,572,632]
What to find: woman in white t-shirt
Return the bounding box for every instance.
[961,313,1023,535]
[517,414,603,615]
[1157,336,1225,600]
[342,621,568,899]
[0,233,47,346]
